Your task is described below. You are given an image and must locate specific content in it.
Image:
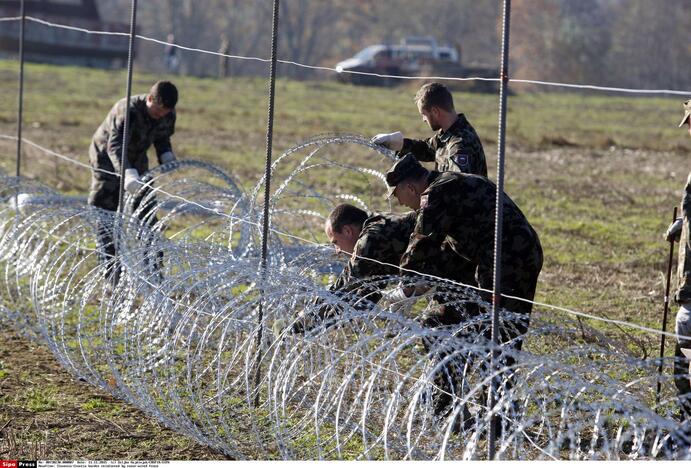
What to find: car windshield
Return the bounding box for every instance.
[353,45,385,61]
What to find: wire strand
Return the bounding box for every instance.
[2,15,688,95]
[3,133,689,342]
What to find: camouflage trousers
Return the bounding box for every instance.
[676,216,691,304]
[421,245,542,424]
[419,262,479,420]
[88,178,162,284]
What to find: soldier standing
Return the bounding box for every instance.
[665,99,691,421]
[164,34,180,74]
[373,82,485,296]
[88,81,178,284]
[371,82,487,176]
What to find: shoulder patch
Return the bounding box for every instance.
[420,194,429,208]
[451,153,469,170]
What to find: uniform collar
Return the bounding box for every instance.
[363,212,381,228]
[427,170,442,185]
[438,114,468,143]
[132,96,155,124]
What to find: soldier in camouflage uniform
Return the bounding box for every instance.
[371,82,487,176]
[388,155,542,428]
[325,204,418,307]
[289,204,414,330]
[88,81,178,283]
[665,99,691,420]
[389,154,543,340]
[318,203,478,428]
[324,204,476,306]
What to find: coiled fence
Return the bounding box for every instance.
[1,0,691,460]
[0,135,689,460]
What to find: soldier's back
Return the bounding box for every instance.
[424,172,539,269]
[91,95,147,152]
[358,212,417,271]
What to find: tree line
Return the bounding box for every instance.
[96,0,689,91]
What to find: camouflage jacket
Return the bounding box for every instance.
[330,212,418,306]
[677,171,691,304]
[400,171,542,294]
[399,114,487,176]
[89,94,176,180]
[330,211,478,305]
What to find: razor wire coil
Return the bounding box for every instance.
[0,135,689,460]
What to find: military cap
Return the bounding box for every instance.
[680,99,691,127]
[385,153,424,197]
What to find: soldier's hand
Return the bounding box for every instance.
[385,286,409,302]
[383,286,418,314]
[370,131,404,151]
[665,217,683,242]
[160,151,177,165]
[124,168,143,194]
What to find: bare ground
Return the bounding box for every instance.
[0,328,231,460]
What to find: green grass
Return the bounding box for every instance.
[0,60,688,186]
[81,397,110,411]
[0,59,684,346]
[0,59,689,459]
[24,387,58,412]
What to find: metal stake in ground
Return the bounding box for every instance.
[253,0,281,408]
[117,0,138,214]
[113,0,138,268]
[656,206,678,411]
[16,0,26,179]
[489,0,512,460]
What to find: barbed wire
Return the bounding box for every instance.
[1,8,691,460]
[0,15,688,95]
[2,132,689,343]
[1,145,688,459]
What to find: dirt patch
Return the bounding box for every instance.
[0,328,231,460]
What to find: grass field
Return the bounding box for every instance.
[0,59,689,459]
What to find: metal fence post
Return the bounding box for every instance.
[117,0,138,214]
[16,0,26,179]
[253,0,281,408]
[489,0,512,460]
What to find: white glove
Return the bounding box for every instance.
[665,217,683,242]
[160,151,176,165]
[382,286,417,313]
[385,287,409,302]
[12,193,35,216]
[370,131,404,151]
[124,168,142,194]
